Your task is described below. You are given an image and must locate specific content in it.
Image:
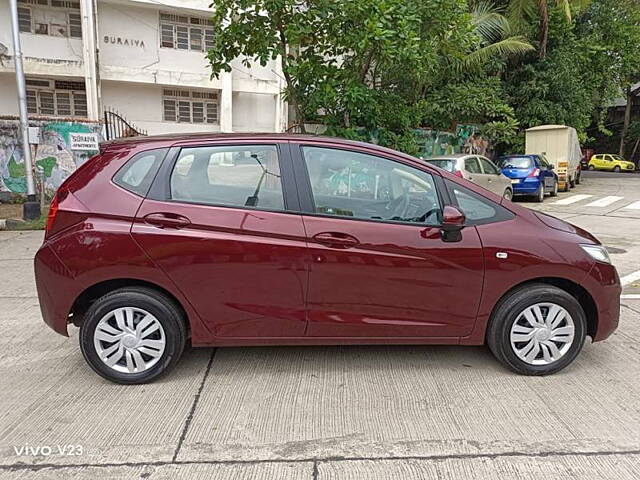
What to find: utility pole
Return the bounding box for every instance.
[9,0,40,220]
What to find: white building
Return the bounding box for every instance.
[0,0,288,136]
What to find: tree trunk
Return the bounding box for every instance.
[619,86,632,156]
[276,23,306,134]
[538,0,549,59]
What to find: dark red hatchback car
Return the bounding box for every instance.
[35,134,621,383]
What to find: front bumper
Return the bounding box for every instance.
[585,261,621,342]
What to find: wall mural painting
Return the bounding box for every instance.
[414,125,490,158]
[0,120,101,195]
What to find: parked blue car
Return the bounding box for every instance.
[497,154,559,203]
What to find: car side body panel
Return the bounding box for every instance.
[34,133,621,348]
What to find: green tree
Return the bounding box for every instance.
[208,0,531,153]
[507,0,590,57]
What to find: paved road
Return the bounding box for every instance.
[0,171,639,479]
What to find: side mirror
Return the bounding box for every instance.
[440,205,465,242]
[547,164,554,170]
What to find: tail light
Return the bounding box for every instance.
[528,168,540,178]
[45,190,61,238]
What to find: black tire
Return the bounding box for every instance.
[569,175,576,188]
[486,284,587,376]
[534,185,544,202]
[503,188,513,201]
[614,165,621,173]
[549,180,558,197]
[575,172,581,185]
[79,287,187,384]
[588,164,595,170]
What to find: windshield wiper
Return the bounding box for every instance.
[245,154,281,207]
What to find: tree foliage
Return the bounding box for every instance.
[208,0,640,155]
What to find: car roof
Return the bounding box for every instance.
[100,132,440,171]
[426,154,470,160]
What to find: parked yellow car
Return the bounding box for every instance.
[588,154,636,172]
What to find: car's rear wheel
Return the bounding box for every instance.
[487,284,587,375]
[503,189,513,201]
[534,185,544,202]
[588,165,595,170]
[549,180,558,197]
[614,166,621,173]
[79,287,187,384]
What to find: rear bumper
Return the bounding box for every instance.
[586,262,621,342]
[511,180,541,194]
[34,244,75,336]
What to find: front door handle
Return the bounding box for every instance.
[144,213,191,229]
[312,232,359,249]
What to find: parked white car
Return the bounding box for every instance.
[424,154,514,199]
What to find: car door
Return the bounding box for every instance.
[603,155,614,169]
[132,141,309,339]
[292,144,485,338]
[536,156,556,191]
[463,156,486,189]
[478,156,507,196]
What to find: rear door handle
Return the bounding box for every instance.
[312,232,359,249]
[144,213,191,229]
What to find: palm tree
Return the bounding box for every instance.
[508,0,591,58]
[463,1,535,69]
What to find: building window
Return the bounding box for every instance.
[18,0,82,38]
[163,89,218,124]
[159,12,214,52]
[25,78,87,117]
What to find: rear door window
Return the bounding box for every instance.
[464,157,482,174]
[479,157,500,175]
[170,145,285,211]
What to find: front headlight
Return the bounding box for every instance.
[580,244,611,264]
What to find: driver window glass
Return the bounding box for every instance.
[302,146,441,224]
[170,145,284,210]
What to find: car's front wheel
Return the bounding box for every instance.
[487,284,587,375]
[503,188,513,201]
[79,287,187,384]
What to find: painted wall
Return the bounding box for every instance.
[415,125,490,158]
[232,92,277,132]
[0,119,101,195]
[0,0,85,78]
[101,80,220,134]
[0,73,19,117]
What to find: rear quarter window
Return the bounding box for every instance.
[427,159,456,173]
[113,148,167,196]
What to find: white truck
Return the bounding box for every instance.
[525,125,582,192]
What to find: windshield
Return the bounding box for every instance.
[498,156,533,169]
[426,159,456,173]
